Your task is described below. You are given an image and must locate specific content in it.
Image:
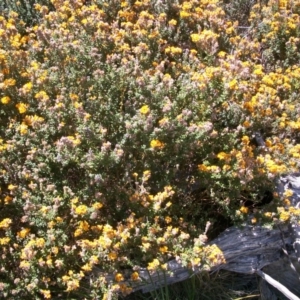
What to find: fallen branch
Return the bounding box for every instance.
[256,269,300,300]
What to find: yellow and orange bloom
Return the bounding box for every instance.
[17,228,31,239]
[240,206,249,214]
[0,218,12,229]
[147,258,160,271]
[1,96,11,104]
[75,205,88,215]
[115,273,124,282]
[16,102,28,114]
[39,289,51,299]
[131,271,139,281]
[150,139,164,149]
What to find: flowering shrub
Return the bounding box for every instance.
[1,0,300,298]
[0,0,55,27]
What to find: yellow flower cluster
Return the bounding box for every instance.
[0,218,12,229]
[62,270,84,292]
[204,244,226,266]
[140,104,150,115]
[150,139,164,150]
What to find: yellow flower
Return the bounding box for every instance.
[67,135,81,146]
[56,216,63,223]
[265,160,286,174]
[140,105,150,115]
[3,78,16,88]
[20,260,30,270]
[217,51,227,58]
[228,79,238,90]
[108,252,117,260]
[73,101,82,109]
[142,242,151,250]
[78,220,90,231]
[264,212,272,218]
[252,65,263,76]
[289,207,300,216]
[180,11,191,18]
[165,46,182,55]
[283,189,293,197]
[243,120,251,128]
[147,258,160,271]
[90,255,99,265]
[182,1,192,10]
[103,224,115,238]
[143,170,151,181]
[40,206,49,214]
[92,202,103,210]
[191,30,219,44]
[36,238,45,248]
[23,115,44,126]
[75,205,88,215]
[23,82,33,93]
[16,102,28,114]
[159,245,168,253]
[165,216,172,224]
[0,218,12,229]
[206,244,226,265]
[35,91,49,101]
[46,257,53,267]
[40,289,51,299]
[71,197,79,205]
[241,136,250,145]
[62,275,70,283]
[191,33,201,43]
[168,19,177,26]
[262,75,274,86]
[150,139,164,149]
[279,0,287,8]
[8,184,18,191]
[279,211,290,222]
[222,164,231,171]
[207,165,220,173]
[74,229,83,237]
[159,117,169,126]
[81,263,92,272]
[66,279,80,292]
[190,49,197,55]
[217,152,230,161]
[18,123,28,135]
[198,164,208,172]
[131,271,139,281]
[115,273,124,282]
[192,257,201,265]
[69,93,79,101]
[0,237,10,245]
[240,206,249,214]
[17,228,31,239]
[1,96,11,104]
[251,217,257,224]
[52,247,59,255]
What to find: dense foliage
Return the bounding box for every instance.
[1,0,300,298]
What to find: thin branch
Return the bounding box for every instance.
[256,269,300,300]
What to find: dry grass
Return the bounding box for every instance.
[122,270,261,300]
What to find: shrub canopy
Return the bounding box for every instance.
[1,0,300,298]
